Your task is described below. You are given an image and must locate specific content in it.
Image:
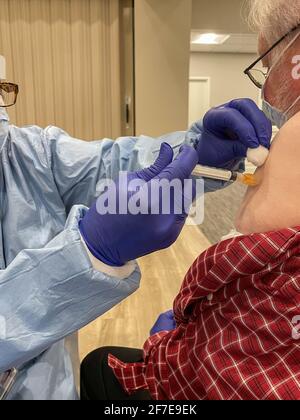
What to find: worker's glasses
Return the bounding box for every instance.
[0,82,19,107]
[244,23,300,89]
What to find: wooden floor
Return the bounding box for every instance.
[79,224,211,360]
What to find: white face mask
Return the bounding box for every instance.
[262,32,300,129]
[261,92,300,129]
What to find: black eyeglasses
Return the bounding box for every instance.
[0,82,19,107]
[244,23,300,89]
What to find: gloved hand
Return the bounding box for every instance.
[79,143,198,267]
[150,310,176,336]
[195,98,273,168]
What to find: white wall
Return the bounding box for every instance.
[135,0,192,137]
[190,52,260,108]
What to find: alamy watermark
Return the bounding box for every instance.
[95,173,205,226]
[292,55,300,80]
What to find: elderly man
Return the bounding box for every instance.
[80,0,300,401]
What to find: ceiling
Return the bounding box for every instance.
[191,0,258,54]
[191,32,258,54]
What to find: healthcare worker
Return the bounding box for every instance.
[0,53,271,400]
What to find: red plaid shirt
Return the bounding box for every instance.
[109,228,300,400]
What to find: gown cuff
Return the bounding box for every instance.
[80,234,136,280]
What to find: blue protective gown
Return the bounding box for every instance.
[0,109,226,400]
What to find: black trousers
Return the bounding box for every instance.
[80,347,152,400]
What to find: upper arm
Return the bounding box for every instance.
[236,112,300,234]
[43,127,189,211]
[44,127,109,210]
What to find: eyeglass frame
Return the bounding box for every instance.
[244,23,300,89]
[0,81,19,107]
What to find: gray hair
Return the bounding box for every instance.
[246,0,300,46]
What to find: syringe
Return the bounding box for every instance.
[192,165,259,187]
[192,146,269,187]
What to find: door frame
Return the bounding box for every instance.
[188,77,211,125]
[120,0,135,136]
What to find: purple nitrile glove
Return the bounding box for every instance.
[150,310,176,336]
[196,98,272,168]
[79,143,198,267]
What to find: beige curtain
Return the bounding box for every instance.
[0,0,121,140]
